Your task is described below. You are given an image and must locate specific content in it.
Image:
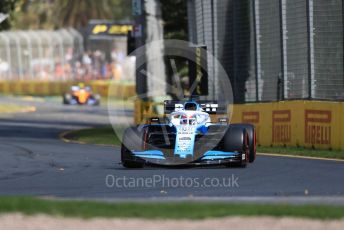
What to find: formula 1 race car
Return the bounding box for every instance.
[63,84,100,106]
[121,100,256,168]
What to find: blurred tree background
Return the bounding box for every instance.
[0,0,17,31]
[161,0,189,98]
[2,0,188,38]
[2,0,187,36]
[9,0,132,30]
[161,0,187,40]
[0,0,189,95]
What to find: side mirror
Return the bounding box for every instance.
[218,117,228,124]
[149,117,160,124]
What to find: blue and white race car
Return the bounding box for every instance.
[121,100,256,168]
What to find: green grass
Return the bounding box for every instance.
[63,126,121,146]
[0,103,31,113]
[0,197,343,220]
[258,146,344,160]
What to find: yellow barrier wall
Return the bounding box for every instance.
[135,100,344,151]
[0,81,135,99]
[231,101,343,150]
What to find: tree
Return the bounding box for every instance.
[53,0,114,29]
[0,0,17,31]
[12,0,55,30]
[10,0,132,30]
[160,0,189,98]
[161,0,188,40]
[110,0,132,21]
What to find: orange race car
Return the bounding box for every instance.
[63,83,100,106]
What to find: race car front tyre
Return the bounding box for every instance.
[242,124,256,163]
[121,127,145,168]
[231,124,256,163]
[92,94,101,106]
[223,125,249,167]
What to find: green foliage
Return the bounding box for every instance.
[161,0,188,40]
[0,197,344,220]
[9,0,185,33]
[64,126,122,146]
[0,0,17,31]
[258,146,344,160]
[11,0,132,30]
[12,0,55,29]
[53,0,113,29]
[110,0,133,21]
[160,0,189,99]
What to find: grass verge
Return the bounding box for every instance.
[62,126,121,146]
[0,103,34,113]
[63,126,344,160]
[258,146,344,160]
[0,197,343,220]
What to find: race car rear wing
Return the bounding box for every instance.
[164,100,227,115]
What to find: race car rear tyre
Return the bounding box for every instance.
[231,124,256,163]
[223,125,249,167]
[121,127,145,168]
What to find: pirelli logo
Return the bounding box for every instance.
[272,110,291,143]
[242,111,259,123]
[305,110,331,145]
[242,111,260,143]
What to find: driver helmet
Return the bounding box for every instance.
[78,82,85,89]
[184,102,197,111]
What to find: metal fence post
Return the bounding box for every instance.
[0,33,11,80]
[41,31,55,80]
[9,32,24,80]
[211,0,216,100]
[253,0,261,102]
[306,0,315,99]
[69,28,84,57]
[19,32,33,79]
[30,31,44,80]
[55,31,65,80]
[279,0,287,100]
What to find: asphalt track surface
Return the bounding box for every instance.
[0,96,343,203]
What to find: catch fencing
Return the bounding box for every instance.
[0,28,84,81]
[187,0,344,102]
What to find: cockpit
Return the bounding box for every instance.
[184,102,197,111]
[180,115,197,125]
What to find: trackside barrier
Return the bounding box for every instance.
[134,100,164,124]
[135,100,344,151]
[0,81,135,99]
